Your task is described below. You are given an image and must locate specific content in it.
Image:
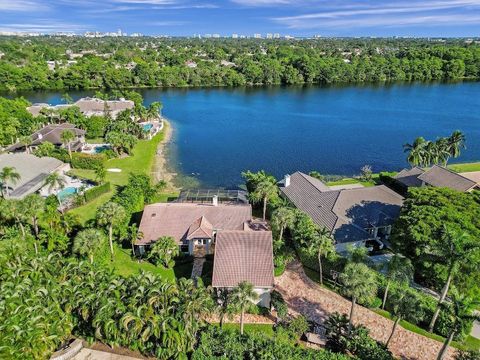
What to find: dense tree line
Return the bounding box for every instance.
[0,37,479,91]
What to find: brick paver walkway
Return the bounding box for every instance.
[275,261,456,360]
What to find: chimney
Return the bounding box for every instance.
[212,195,218,206]
[284,174,291,187]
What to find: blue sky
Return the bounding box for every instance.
[1,0,479,37]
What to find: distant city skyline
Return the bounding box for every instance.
[0,0,479,37]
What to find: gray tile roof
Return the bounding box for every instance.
[137,203,252,245]
[0,153,64,199]
[212,230,274,288]
[280,172,339,231]
[394,167,425,187]
[418,165,477,192]
[280,172,404,244]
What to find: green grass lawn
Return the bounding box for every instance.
[448,162,480,173]
[69,126,172,224]
[326,178,376,187]
[106,245,193,281]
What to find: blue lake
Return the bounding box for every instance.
[12,82,480,188]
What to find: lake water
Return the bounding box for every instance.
[11,82,480,188]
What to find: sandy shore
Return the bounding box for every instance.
[152,118,179,192]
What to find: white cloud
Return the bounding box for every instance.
[272,0,480,29]
[0,0,49,11]
[0,21,89,33]
[231,0,295,6]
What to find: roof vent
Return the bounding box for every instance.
[151,213,156,217]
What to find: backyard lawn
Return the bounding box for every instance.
[106,245,193,281]
[448,161,480,173]
[69,125,177,224]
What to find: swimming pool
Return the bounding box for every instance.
[94,145,111,153]
[143,123,153,131]
[57,187,77,201]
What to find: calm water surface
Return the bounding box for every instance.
[12,82,480,188]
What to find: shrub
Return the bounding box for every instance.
[325,312,394,360]
[71,152,105,169]
[271,290,288,319]
[192,326,349,360]
[84,182,111,202]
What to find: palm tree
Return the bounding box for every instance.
[434,137,451,166]
[148,236,179,268]
[146,101,162,121]
[271,206,296,242]
[44,172,66,207]
[437,291,479,360]
[306,227,335,285]
[429,227,480,332]
[385,285,423,347]
[0,166,21,198]
[60,129,76,161]
[230,281,258,335]
[128,224,142,256]
[96,202,126,259]
[340,263,378,332]
[73,228,106,263]
[22,194,45,253]
[403,137,427,167]
[19,135,32,154]
[381,254,414,309]
[249,179,279,221]
[447,130,466,160]
[215,288,233,329]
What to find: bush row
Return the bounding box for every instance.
[84,182,111,202]
[71,152,106,170]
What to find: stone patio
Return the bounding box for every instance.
[275,261,456,360]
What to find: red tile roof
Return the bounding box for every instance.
[137,203,252,245]
[212,231,274,288]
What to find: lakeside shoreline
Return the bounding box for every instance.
[152,118,179,192]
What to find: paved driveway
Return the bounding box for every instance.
[275,261,456,360]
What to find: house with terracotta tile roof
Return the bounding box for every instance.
[394,165,479,192]
[212,230,274,307]
[280,172,404,252]
[136,197,274,305]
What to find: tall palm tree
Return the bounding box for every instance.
[44,172,66,208]
[437,291,479,360]
[385,285,423,347]
[22,194,45,253]
[271,206,296,242]
[447,130,466,160]
[96,202,126,259]
[306,227,335,285]
[429,227,480,332]
[340,262,378,332]
[230,281,258,335]
[73,228,106,263]
[128,224,142,256]
[381,254,414,309]
[147,101,162,121]
[19,135,32,154]
[215,288,233,329]
[0,166,21,198]
[403,137,427,167]
[249,179,279,221]
[60,129,76,161]
[433,137,451,166]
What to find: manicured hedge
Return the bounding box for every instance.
[84,182,111,202]
[71,152,105,169]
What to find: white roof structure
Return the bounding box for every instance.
[0,153,64,199]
